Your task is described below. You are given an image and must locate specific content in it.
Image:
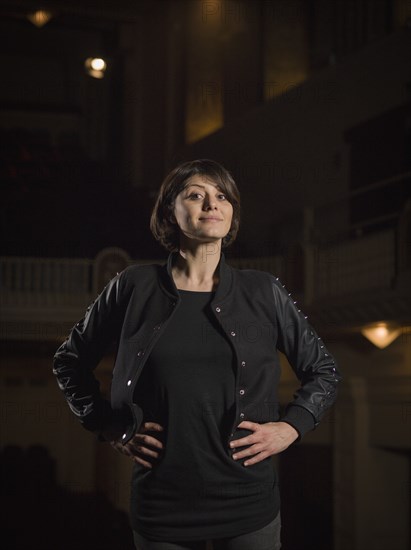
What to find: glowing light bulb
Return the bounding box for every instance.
[27,10,53,27]
[361,323,401,349]
[85,57,107,79]
[90,58,106,71]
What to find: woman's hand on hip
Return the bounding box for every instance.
[109,421,165,469]
[229,421,299,467]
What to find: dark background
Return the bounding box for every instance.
[1,1,410,549]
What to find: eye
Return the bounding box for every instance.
[218,193,227,200]
[188,192,203,199]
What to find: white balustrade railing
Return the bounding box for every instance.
[0,257,93,307]
[0,228,399,317]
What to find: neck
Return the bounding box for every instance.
[172,243,222,290]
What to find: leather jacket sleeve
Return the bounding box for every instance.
[52,269,131,440]
[270,276,342,439]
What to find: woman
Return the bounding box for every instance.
[53,159,341,550]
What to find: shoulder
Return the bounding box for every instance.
[230,264,282,288]
[122,260,162,278]
[230,264,295,308]
[118,261,163,289]
[230,264,286,298]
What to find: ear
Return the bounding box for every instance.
[169,212,177,224]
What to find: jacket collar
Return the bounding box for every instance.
[160,249,233,304]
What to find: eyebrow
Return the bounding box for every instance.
[186,184,223,191]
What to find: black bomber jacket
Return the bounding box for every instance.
[53,250,342,446]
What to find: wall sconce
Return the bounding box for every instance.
[27,10,53,27]
[84,57,107,79]
[361,322,402,349]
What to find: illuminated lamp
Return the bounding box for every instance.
[27,10,53,27]
[85,57,107,79]
[361,322,402,349]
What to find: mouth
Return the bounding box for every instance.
[199,217,223,221]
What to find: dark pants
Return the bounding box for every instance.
[133,511,281,550]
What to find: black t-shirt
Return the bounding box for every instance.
[130,289,280,541]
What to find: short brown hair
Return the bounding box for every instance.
[150,159,241,252]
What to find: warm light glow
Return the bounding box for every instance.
[90,58,106,71]
[185,0,223,143]
[27,10,53,27]
[85,57,107,79]
[361,323,402,349]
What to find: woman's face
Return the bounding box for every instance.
[172,174,233,248]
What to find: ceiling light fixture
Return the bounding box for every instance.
[361,322,402,349]
[27,10,53,27]
[85,57,107,79]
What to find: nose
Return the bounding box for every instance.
[203,194,217,210]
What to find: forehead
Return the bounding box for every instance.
[184,174,221,189]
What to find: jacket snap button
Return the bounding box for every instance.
[127,380,132,386]
[239,389,245,395]
[230,331,236,337]
[137,350,143,357]
[241,361,246,366]
[215,306,221,313]
[239,413,245,419]
[122,433,127,440]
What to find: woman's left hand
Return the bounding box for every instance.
[229,421,299,466]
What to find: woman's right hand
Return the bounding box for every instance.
[109,422,165,469]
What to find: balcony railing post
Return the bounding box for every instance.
[303,206,315,306]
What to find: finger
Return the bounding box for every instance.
[232,443,264,461]
[229,433,258,449]
[243,451,269,467]
[236,420,259,430]
[112,442,135,458]
[133,455,153,469]
[129,443,161,460]
[142,422,164,432]
[132,433,164,450]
